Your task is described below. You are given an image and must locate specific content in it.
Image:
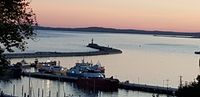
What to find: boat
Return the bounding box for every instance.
[37,60,63,74]
[76,77,119,91]
[66,59,119,91]
[195,51,200,54]
[66,59,105,78]
[7,62,22,78]
[20,59,29,66]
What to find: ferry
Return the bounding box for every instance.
[66,60,119,91]
[66,59,105,78]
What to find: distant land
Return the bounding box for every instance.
[35,26,200,38]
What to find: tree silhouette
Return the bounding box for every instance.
[0,0,37,74]
[177,75,200,97]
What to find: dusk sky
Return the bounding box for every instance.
[31,0,200,32]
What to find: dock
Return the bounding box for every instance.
[119,82,177,96]
[4,43,122,59]
[21,72,177,95]
[21,72,77,82]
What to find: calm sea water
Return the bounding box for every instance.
[1,30,200,97]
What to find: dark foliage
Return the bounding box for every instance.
[0,0,37,75]
[177,75,200,97]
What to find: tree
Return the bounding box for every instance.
[177,75,200,97]
[0,0,37,74]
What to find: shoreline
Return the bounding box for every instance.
[36,26,200,39]
[153,34,200,39]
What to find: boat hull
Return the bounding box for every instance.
[76,78,119,91]
[195,51,200,54]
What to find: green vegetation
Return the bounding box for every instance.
[177,75,200,97]
[0,0,37,77]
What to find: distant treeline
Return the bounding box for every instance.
[35,26,200,38]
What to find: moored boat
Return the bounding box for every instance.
[76,77,119,91]
[66,59,105,78]
[37,60,63,74]
[195,51,200,54]
[66,59,119,91]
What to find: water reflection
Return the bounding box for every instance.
[0,76,172,97]
[2,30,199,97]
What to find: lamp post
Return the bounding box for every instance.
[166,79,170,89]
[163,80,165,87]
[179,76,183,88]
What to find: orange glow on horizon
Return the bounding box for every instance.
[31,0,200,32]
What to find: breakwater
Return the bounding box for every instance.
[4,43,122,59]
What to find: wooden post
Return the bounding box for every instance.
[42,89,44,97]
[22,85,24,97]
[0,88,1,96]
[58,77,60,97]
[30,87,32,97]
[56,91,58,97]
[38,88,40,97]
[13,84,15,96]
[49,90,51,97]
[64,92,66,97]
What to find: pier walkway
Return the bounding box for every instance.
[119,82,177,96]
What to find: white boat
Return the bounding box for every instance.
[38,60,63,74]
[66,60,105,78]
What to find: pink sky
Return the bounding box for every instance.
[31,0,200,32]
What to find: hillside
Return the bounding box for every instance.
[35,26,200,38]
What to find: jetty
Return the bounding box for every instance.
[4,41,122,59]
[21,72,177,96]
[119,82,177,96]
